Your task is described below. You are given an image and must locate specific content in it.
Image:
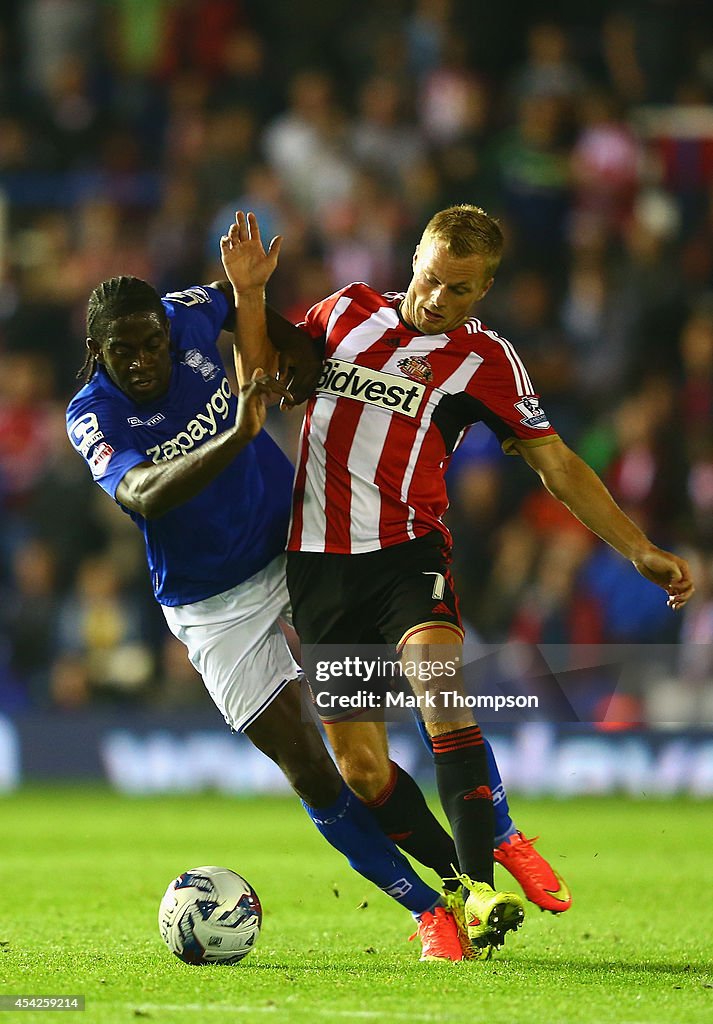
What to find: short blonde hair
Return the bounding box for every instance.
[422,204,504,276]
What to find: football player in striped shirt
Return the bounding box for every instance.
[222,207,694,959]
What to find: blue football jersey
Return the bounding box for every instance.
[66,285,294,605]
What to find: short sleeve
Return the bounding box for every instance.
[162,286,229,350]
[467,334,559,454]
[300,285,353,356]
[66,395,147,499]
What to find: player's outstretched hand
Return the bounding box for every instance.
[220,211,283,294]
[236,368,293,440]
[632,546,695,611]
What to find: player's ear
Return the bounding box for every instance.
[86,337,103,363]
[478,277,494,301]
[412,245,419,271]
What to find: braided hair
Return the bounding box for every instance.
[77,276,167,383]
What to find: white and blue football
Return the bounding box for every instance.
[158,866,262,965]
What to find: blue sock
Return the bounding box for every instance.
[302,782,441,917]
[413,712,516,845]
[487,741,517,847]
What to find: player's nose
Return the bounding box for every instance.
[130,348,154,370]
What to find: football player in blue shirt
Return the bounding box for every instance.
[66,270,470,960]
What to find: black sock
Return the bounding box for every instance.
[432,726,494,887]
[363,761,460,890]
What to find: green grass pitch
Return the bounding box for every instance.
[2,787,712,1023]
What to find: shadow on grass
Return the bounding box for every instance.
[507,955,713,981]
[239,954,713,983]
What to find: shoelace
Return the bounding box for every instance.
[509,833,540,850]
[504,834,547,875]
[408,909,434,942]
[408,908,460,951]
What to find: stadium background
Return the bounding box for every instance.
[0,0,712,793]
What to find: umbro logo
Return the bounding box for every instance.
[128,412,166,427]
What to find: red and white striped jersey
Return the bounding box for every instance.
[287,282,559,554]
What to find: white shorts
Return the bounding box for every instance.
[162,555,302,733]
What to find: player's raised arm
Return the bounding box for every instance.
[220,210,322,406]
[220,211,282,386]
[514,436,695,610]
[116,370,291,519]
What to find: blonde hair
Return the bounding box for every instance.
[422,204,504,276]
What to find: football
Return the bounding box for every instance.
[158,866,262,965]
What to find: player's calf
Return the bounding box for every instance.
[245,679,342,806]
[323,719,393,802]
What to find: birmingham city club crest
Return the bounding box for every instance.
[184,348,220,381]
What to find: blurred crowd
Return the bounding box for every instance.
[0,0,712,723]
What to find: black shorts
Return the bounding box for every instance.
[286,532,463,650]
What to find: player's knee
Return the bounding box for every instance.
[335,749,391,803]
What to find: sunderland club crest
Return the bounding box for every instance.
[397,355,433,383]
